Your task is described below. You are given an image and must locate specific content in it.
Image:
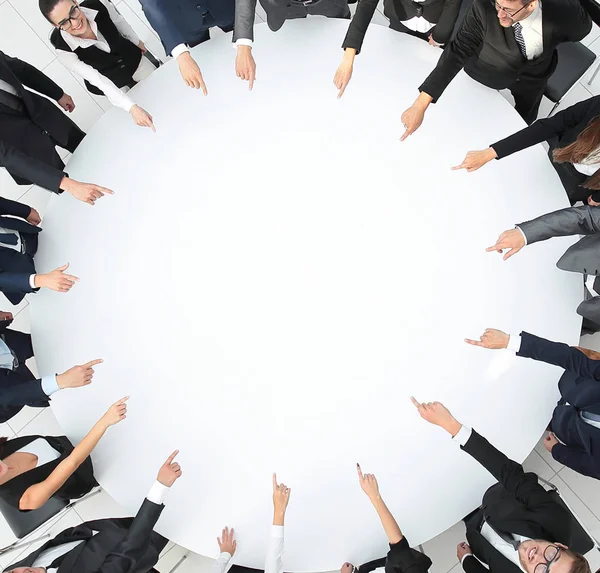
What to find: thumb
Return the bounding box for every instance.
[57,262,69,272]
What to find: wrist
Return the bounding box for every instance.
[415,92,433,110]
[487,147,498,160]
[60,176,76,195]
[343,48,357,61]
[33,274,45,289]
[273,509,285,526]
[177,51,192,63]
[56,372,65,389]
[444,419,462,437]
[237,44,252,53]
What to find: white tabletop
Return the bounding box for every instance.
[31,19,583,572]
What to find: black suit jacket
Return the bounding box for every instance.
[6,498,168,573]
[0,196,41,306]
[516,332,600,479]
[461,430,572,573]
[343,0,460,53]
[0,51,71,191]
[419,0,591,102]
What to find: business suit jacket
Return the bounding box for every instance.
[0,196,41,306]
[419,0,591,102]
[518,205,600,325]
[461,430,572,573]
[234,0,350,42]
[515,331,600,479]
[6,498,168,573]
[140,0,235,56]
[0,51,81,188]
[342,0,460,53]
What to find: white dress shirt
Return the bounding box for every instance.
[265,525,285,573]
[33,481,171,573]
[55,0,155,112]
[0,79,18,97]
[211,551,234,573]
[513,3,543,60]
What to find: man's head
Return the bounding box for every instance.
[39,0,90,36]
[492,0,538,27]
[517,541,591,573]
[3,568,46,573]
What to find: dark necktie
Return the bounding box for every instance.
[0,233,18,246]
[0,88,24,114]
[513,23,527,59]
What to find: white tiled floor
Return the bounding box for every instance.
[1,2,600,573]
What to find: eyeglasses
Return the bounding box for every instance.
[490,0,534,18]
[533,545,561,573]
[56,4,82,32]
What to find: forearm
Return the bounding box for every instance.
[7,56,63,100]
[0,142,65,193]
[518,206,600,245]
[370,496,402,544]
[341,0,379,53]
[491,120,561,160]
[233,0,257,42]
[67,418,109,467]
[0,197,32,219]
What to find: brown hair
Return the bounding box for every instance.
[553,116,600,190]
[563,550,591,573]
[574,346,600,361]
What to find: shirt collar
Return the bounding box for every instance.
[513,1,541,31]
[60,6,100,50]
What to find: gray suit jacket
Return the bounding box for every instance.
[518,205,600,323]
[233,0,349,42]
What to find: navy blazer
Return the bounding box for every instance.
[0,196,41,305]
[517,332,600,479]
[140,0,234,56]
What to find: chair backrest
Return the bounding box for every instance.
[546,490,595,555]
[0,495,68,539]
[451,0,475,41]
[544,41,596,103]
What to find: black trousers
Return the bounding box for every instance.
[508,76,547,125]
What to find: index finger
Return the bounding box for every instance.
[95,185,114,195]
[356,463,364,480]
[63,273,79,282]
[249,70,255,91]
[114,395,130,405]
[400,126,412,142]
[485,243,501,252]
[337,82,347,99]
[464,338,484,347]
[451,162,466,171]
[84,358,104,368]
[200,82,208,96]
[272,472,278,490]
[409,396,421,409]
[165,449,180,464]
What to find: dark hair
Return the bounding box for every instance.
[0,437,8,458]
[553,116,600,191]
[39,0,64,23]
[563,549,591,573]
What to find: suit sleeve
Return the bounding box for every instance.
[341,0,379,54]
[551,443,600,479]
[3,54,63,101]
[0,197,32,219]
[0,271,37,295]
[563,0,592,42]
[461,430,555,508]
[385,538,432,573]
[462,556,489,573]
[418,0,484,102]
[233,0,257,42]
[358,557,387,573]
[0,378,47,406]
[140,1,187,56]
[98,499,164,573]
[517,331,600,380]
[0,141,65,194]
[430,0,462,45]
[518,205,600,244]
[491,96,600,159]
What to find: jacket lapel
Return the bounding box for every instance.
[0,216,41,235]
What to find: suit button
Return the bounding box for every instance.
[42,130,49,136]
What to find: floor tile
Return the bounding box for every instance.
[522,449,557,482]
[537,82,594,120]
[8,0,57,52]
[558,466,600,524]
[534,433,567,475]
[155,545,214,573]
[17,185,54,221]
[583,23,600,48]
[72,488,131,523]
[0,296,28,323]
[422,521,466,573]
[18,407,63,436]
[7,406,45,436]
[0,171,32,203]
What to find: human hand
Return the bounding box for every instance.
[356,463,380,501]
[60,177,114,205]
[101,395,129,427]
[464,328,509,350]
[451,148,497,172]
[130,105,156,132]
[34,263,79,292]
[428,34,442,47]
[138,40,147,53]
[485,228,525,261]
[588,196,600,207]
[400,94,431,141]
[157,450,183,486]
[27,208,41,226]
[457,542,472,561]
[177,52,207,94]
[217,526,237,556]
[235,45,256,90]
[57,358,103,389]
[410,397,462,436]
[57,93,75,112]
[334,50,355,98]
[544,432,559,453]
[272,473,291,522]
[0,311,13,322]
[341,563,355,573]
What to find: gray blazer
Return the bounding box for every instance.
[233,0,350,42]
[519,205,600,323]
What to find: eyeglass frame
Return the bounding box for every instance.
[533,545,562,573]
[489,0,535,18]
[55,3,82,32]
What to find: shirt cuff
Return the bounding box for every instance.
[235,39,253,47]
[146,480,170,505]
[29,274,37,289]
[41,374,60,396]
[271,525,284,537]
[171,44,190,59]
[506,333,522,353]
[461,554,475,565]
[452,425,472,447]
[515,225,528,246]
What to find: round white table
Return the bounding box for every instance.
[31,19,583,572]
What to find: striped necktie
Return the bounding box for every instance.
[513,22,527,59]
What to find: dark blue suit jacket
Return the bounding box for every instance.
[0,196,41,305]
[140,0,234,56]
[518,332,600,479]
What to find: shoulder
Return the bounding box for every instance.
[543,0,588,20]
[50,28,70,51]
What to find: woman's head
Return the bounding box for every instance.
[39,0,90,36]
[553,116,600,191]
